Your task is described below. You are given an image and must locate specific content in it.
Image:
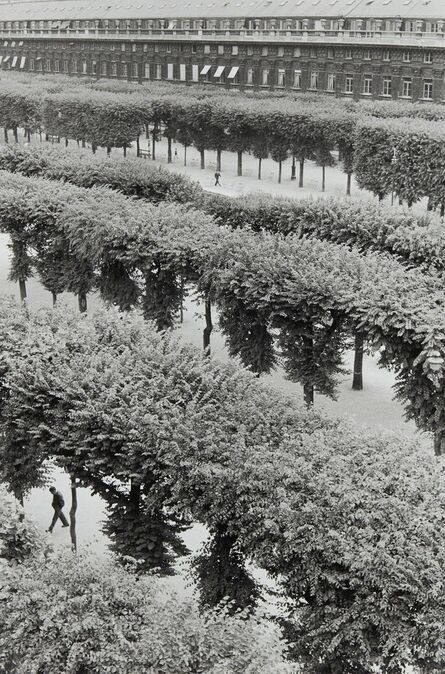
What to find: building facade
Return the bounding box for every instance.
[0,0,444,102]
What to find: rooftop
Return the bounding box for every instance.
[0,0,443,20]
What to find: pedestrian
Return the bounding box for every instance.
[174,147,178,161]
[214,170,221,186]
[46,486,69,533]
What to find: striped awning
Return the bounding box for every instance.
[227,66,239,79]
[19,56,26,69]
[3,41,7,46]
[0,56,3,66]
[18,40,23,46]
[214,65,225,77]
[3,55,10,63]
[11,55,18,67]
[200,64,211,75]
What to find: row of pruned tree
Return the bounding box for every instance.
[0,167,444,454]
[1,72,444,202]
[355,116,445,213]
[2,142,445,398]
[3,143,444,274]
[1,299,445,673]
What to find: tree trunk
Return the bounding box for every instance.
[346,172,352,196]
[152,125,156,160]
[434,431,444,456]
[123,146,127,158]
[167,136,172,163]
[303,383,314,407]
[14,487,24,508]
[299,158,304,187]
[321,165,326,192]
[136,134,140,157]
[57,136,60,144]
[65,137,68,147]
[107,146,111,157]
[129,479,140,514]
[258,157,262,180]
[237,150,242,176]
[427,196,433,211]
[69,476,78,552]
[13,127,18,143]
[440,203,444,218]
[78,292,87,313]
[52,291,57,306]
[184,145,187,166]
[278,160,282,184]
[203,297,213,354]
[81,139,86,148]
[180,275,184,323]
[19,278,27,303]
[216,149,222,172]
[352,333,364,391]
[27,129,31,143]
[45,133,49,142]
[200,149,205,169]
[303,333,314,407]
[92,144,97,154]
[4,128,8,143]
[145,123,149,139]
[291,155,296,180]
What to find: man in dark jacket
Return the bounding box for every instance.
[47,486,69,532]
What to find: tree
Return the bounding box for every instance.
[270,136,290,184]
[2,300,445,670]
[314,144,335,192]
[251,135,270,180]
[290,138,315,189]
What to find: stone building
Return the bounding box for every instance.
[0,0,444,101]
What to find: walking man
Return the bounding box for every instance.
[47,486,69,533]
[214,170,221,187]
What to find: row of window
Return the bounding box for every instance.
[0,17,443,33]
[1,39,438,63]
[23,57,435,98]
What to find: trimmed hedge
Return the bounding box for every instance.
[0,169,444,441]
[1,144,443,277]
[0,144,204,205]
[354,116,445,208]
[0,72,444,200]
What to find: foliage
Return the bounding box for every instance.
[204,191,445,273]
[0,485,45,564]
[0,143,204,205]
[0,71,443,198]
[191,526,261,613]
[0,545,292,674]
[1,300,445,670]
[1,169,445,429]
[354,116,445,207]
